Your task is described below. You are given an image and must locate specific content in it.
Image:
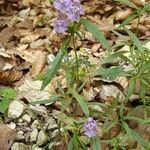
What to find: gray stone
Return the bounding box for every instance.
[37,130,47,145]
[22,114,31,123]
[30,128,38,142]
[11,142,27,150]
[8,101,24,119]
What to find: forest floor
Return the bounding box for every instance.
[0,0,150,150]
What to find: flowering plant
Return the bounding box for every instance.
[41,0,111,149]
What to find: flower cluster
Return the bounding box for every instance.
[53,0,84,33]
[83,117,97,137]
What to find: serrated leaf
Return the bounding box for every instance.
[124,28,144,51]
[95,66,125,79]
[70,88,89,116]
[101,51,127,64]
[31,94,62,105]
[80,19,112,52]
[91,136,101,150]
[122,121,149,148]
[41,39,70,89]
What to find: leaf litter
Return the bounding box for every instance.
[0,0,149,149]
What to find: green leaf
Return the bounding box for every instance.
[122,121,149,148]
[95,66,125,79]
[126,78,136,100]
[41,39,70,89]
[67,133,81,150]
[139,79,148,99]
[0,98,11,113]
[91,136,101,150]
[115,0,137,9]
[0,88,16,99]
[119,13,137,28]
[0,88,16,113]
[31,94,62,105]
[80,19,112,52]
[101,51,127,64]
[68,136,74,150]
[124,28,144,51]
[70,88,89,116]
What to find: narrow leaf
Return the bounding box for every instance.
[41,39,70,89]
[115,0,137,9]
[31,94,62,105]
[122,121,149,148]
[70,88,89,116]
[101,51,127,64]
[91,136,101,150]
[124,28,144,51]
[95,66,125,79]
[80,19,112,52]
[119,13,137,28]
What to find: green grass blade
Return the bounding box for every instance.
[122,121,149,148]
[119,13,137,28]
[115,0,137,9]
[70,88,89,116]
[41,39,70,89]
[124,28,144,51]
[80,19,112,52]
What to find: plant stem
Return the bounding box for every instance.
[72,34,79,81]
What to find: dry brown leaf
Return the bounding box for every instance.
[31,51,47,78]
[0,27,15,46]
[0,69,23,84]
[0,124,16,150]
[115,9,132,21]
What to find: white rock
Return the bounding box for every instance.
[31,120,39,129]
[29,105,47,115]
[11,143,27,150]
[19,8,31,19]
[7,122,16,129]
[30,128,38,142]
[32,145,44,150]
[47,54,55,64]
[47,117,57,130]
[22,114,31,123]
[16,131,24,140]
[37,130,47,145]
[18,80,50,103]
[8,101,24,119]
[99,85,125,102]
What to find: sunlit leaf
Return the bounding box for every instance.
[80,19,112,52]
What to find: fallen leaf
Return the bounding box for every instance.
[0,69,23,84]
[31,51,47,78]
[0,124,16,150]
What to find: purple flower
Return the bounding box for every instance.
[53,15,69,33]
[66,3,84,21]
[83,117,97,137]
[54,0,72,12]
[53,0,84,33]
